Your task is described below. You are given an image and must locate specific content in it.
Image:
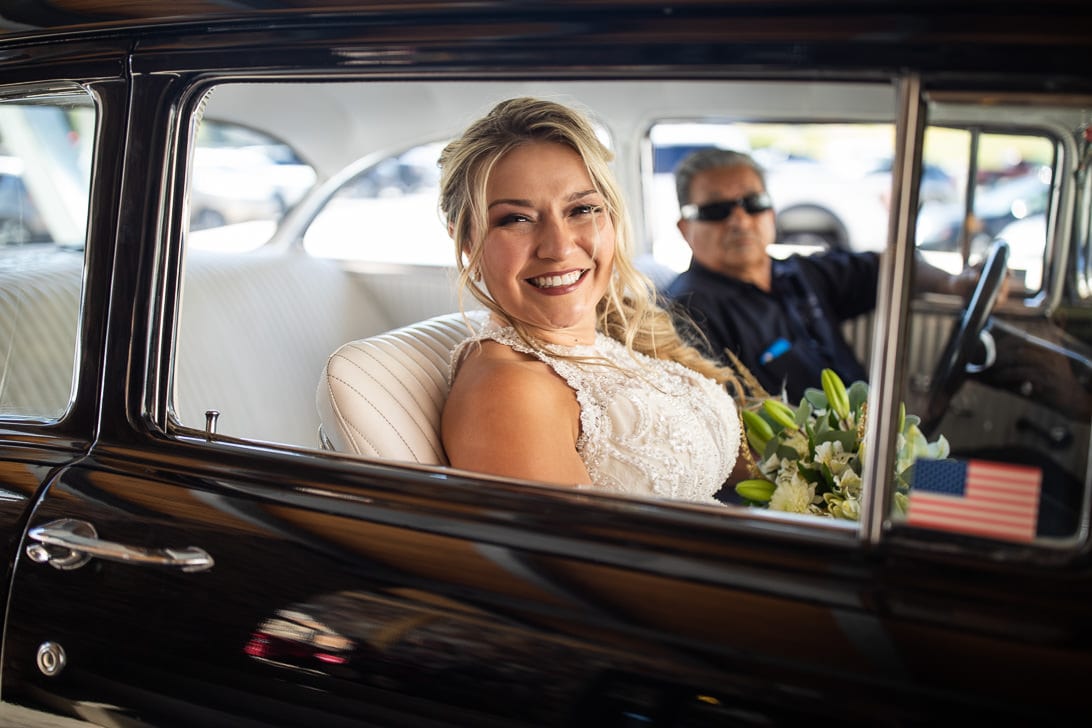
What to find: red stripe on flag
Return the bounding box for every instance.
[907,459,1041,543]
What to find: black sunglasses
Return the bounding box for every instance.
[681,193,773,221]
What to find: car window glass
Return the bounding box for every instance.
[0,91,93,420]
[303,141,449,265]
[171,78,1090,545]
[186,119,316,253]
[647,121,896,271]
[173,83,616,447]
[892,98,1088,546]
[170,79,875,528]
[917,128,1054,296]
[302,126,612,266]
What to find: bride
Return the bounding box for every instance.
[438,97,751,506]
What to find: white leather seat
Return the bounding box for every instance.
[316,311,486,464]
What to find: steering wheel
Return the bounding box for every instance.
[921,238,1011,434]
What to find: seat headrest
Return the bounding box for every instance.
[317,311,486,465]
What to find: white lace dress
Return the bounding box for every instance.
[450,324,740,506]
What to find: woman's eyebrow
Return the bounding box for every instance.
[487,189,599,209]
[487,198,532,209]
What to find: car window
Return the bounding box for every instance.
[186,119,316,253]
[646,120,1056,302]
[302,140,449,265]
[889,96,1088,545]
[646,120,896,271]
[302,128,612,267]
[0,90,93,420]
[917,127,1055,296]
[173,82,617,447]
[167,78,1090,550]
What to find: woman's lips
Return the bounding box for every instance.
[527,268,589,291]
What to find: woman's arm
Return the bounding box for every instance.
[442,341,590,486]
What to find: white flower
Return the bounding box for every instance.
[769,461,818,513]
[896,425,950,475]
[835,468,861,498]
[742,383,949,522]
[833,496,860,520]
[813,440,854,476]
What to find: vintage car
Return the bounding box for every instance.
[1,1,1090,725]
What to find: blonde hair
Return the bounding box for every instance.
[438,96,746,394]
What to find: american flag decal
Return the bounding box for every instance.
[908,458,1041,543]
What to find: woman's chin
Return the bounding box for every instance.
[524,312,596,342]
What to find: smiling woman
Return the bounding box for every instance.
[437,97,751,500]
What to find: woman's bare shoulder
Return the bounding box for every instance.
[442,339,587,484]
[449,340,570,408]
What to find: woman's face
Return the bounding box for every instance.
[477,140,615,345]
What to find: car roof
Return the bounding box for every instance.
[4,1,1089,213]
[1,0,1090,43]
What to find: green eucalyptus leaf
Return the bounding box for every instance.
[802,387,828,411]
[816,430,857,451]
[847,380,869,411]
[776,444,802,461]
[797,462,824,485]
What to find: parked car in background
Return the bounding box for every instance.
[0,155,48,245]
[1,2,1091,726]
[189,127,317,240]
[918,165,1051,249]
[866,157,960,205]
[917,164,1053,291]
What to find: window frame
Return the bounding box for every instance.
[145,70,1091,566]
[0,81,113,437]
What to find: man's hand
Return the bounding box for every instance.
[949,262,1015,307]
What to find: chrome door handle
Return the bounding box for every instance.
[26,518,214,573]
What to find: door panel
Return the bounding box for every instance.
[1,450,923,726]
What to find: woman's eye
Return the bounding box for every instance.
[571,204,600,217]
[496,213,532,227]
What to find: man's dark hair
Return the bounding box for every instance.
[674,148,767,208]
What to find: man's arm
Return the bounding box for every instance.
[911,251,1013,302]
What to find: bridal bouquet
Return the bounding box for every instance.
[735,369,949,520]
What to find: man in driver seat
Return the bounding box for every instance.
[665,148,998,401]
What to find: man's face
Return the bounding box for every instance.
[677,164,776,282]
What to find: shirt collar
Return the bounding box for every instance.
[686,257,775,290]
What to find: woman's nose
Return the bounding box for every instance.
[535,215,580,259]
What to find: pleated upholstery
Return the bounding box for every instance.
[0,248,82,419]
[176,249,395,446]
[4,244,475,453]
[317,311,485,465]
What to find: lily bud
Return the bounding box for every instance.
[821,368,850,420]
[741,409,774,448]
[735,478,776,503]
[762,398,797,429]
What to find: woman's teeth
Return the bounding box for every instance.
[530,270,584,288]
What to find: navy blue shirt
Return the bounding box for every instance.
[665,251,880,401]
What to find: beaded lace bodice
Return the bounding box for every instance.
[450,324,740,505]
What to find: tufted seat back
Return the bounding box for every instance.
[316,311,486,465]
